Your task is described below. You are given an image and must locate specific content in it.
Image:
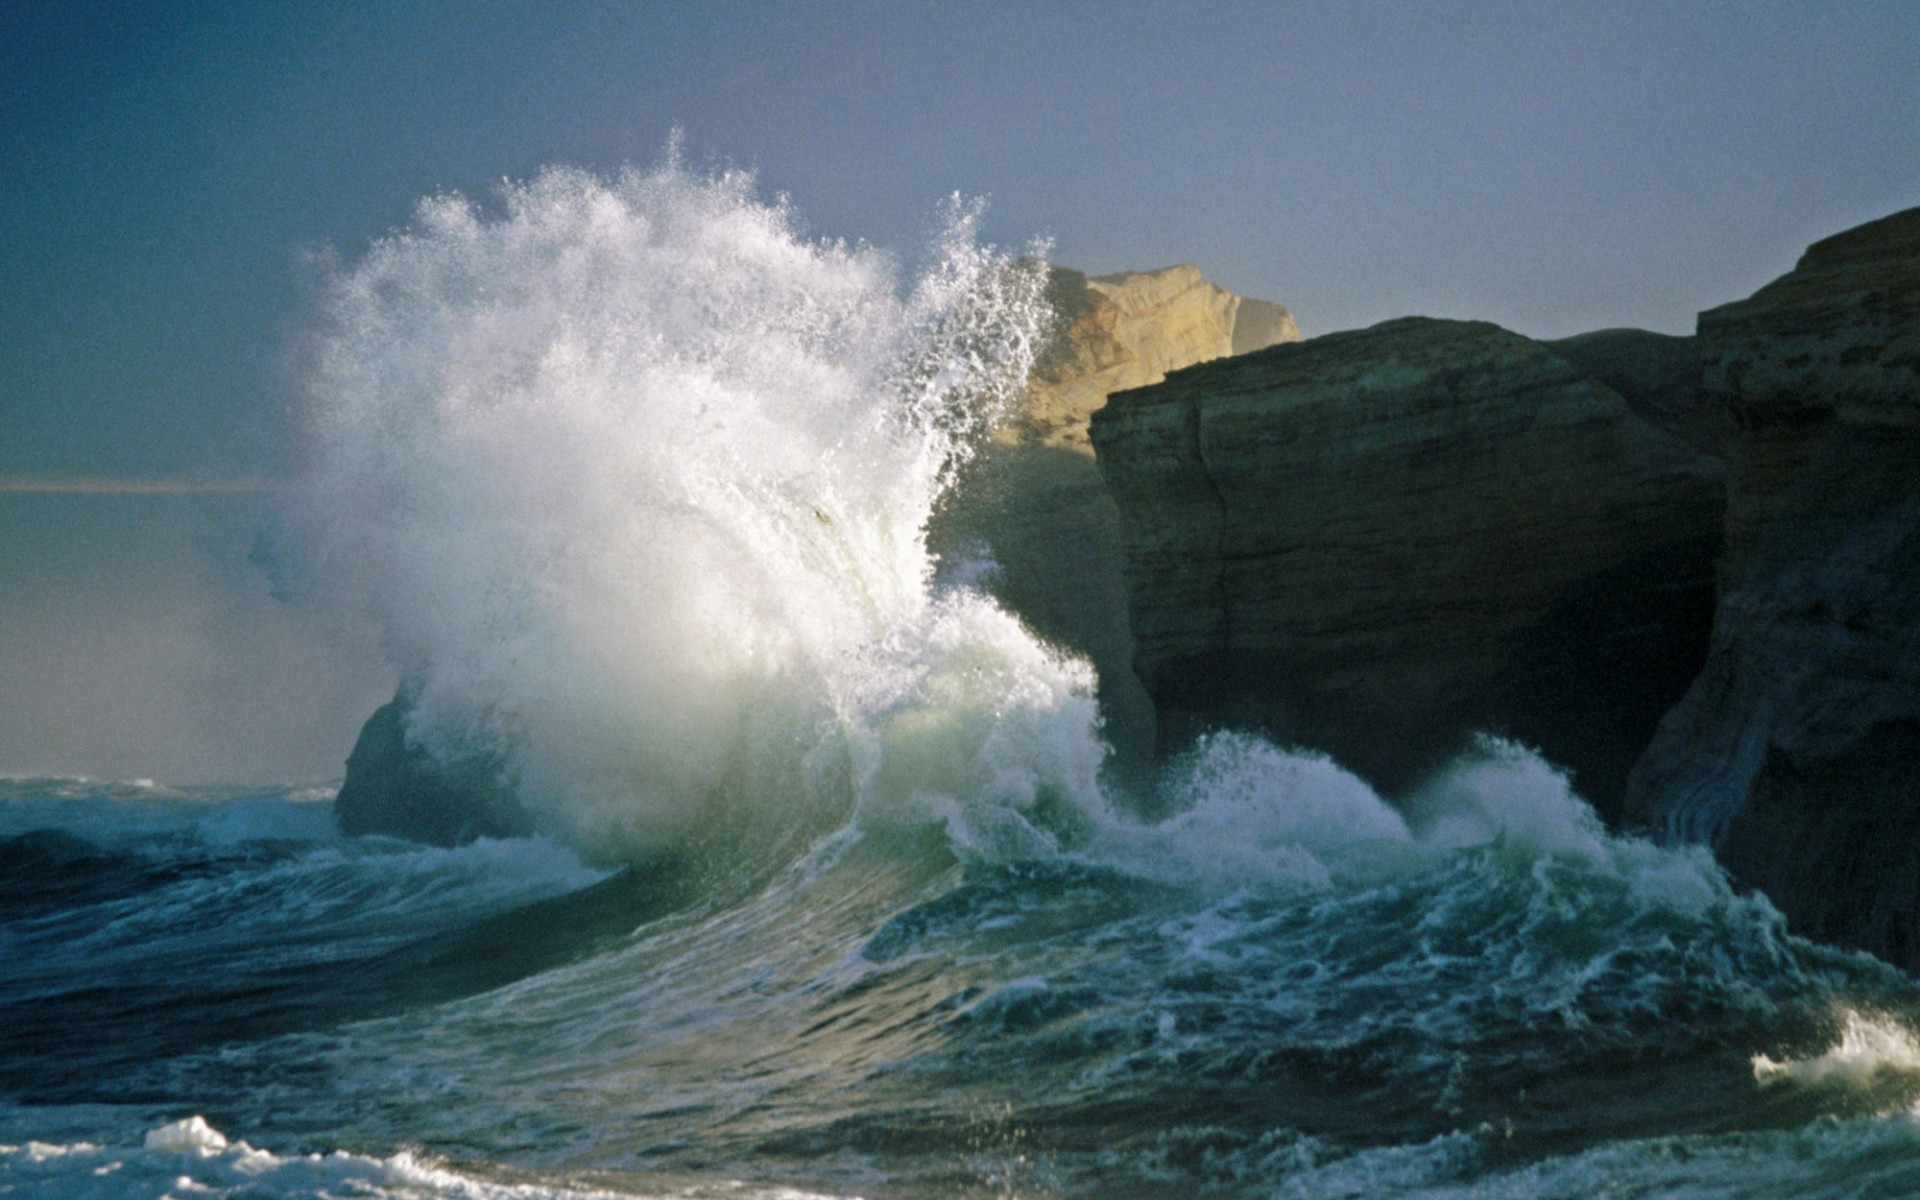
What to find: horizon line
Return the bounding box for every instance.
[0,474,287,495]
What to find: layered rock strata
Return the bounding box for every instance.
[1625,207,1920,966]
[1090,316,1725,813]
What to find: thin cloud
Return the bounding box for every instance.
[0,475,284,495]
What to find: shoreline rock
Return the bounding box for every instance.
[1625,206,1920,967]
[1089,315,1724,816]
[334,693,531,846]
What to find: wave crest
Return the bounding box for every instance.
[293,152,1075,860]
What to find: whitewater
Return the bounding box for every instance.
[8,157,1920,1199]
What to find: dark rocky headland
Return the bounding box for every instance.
[1088,316,1724,815]
[1622,208,1920,965]
[336,210,1920,971]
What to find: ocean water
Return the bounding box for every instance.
[9,158,1920,1198]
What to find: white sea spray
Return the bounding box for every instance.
[292,154,1098,861]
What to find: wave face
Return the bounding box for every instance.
[12,162,1920,1197]
[8,770,1920,1199]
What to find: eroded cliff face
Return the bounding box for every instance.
[1009,264,1299,452]
[1090,316,1725,814]
[1625,207,1920,966]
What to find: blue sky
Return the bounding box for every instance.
[5,0,1916,482]
[1,0,1916,779]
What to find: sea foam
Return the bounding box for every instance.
[3,1116,848,1199]
[1755,1008,1920,1092]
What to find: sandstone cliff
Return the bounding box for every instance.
[1625,207,1920,966]
[1089,316,1725,813]
[1009,264,1299,452]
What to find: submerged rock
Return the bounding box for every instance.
[1626,207,1920,967]
[1090,315,1724,815]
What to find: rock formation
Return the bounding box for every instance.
[1089,316,1725,814]
[1625,207,1920,966]
[334,692,532,845]
[1545,328,1722,454]
[1007,264,1298,452]
[928,442,1157,775]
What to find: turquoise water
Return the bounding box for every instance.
[6,763,1920,1198]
